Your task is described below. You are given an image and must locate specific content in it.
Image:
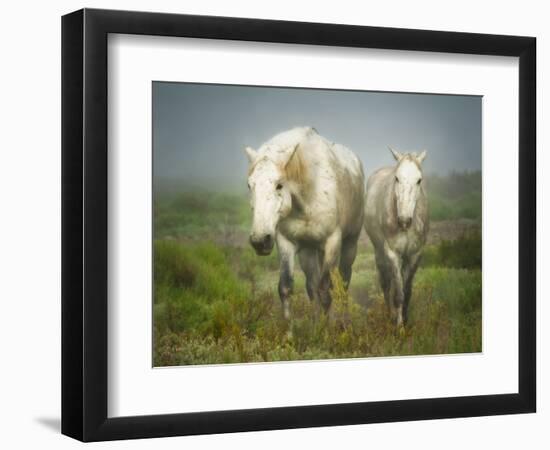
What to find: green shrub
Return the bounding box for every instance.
[422,232,481,269]
[154,240,250,335]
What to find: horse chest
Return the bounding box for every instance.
[279,216,329,244]
[388,230,422,257]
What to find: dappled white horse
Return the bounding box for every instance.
[364,148,429,327]
[245,127,365,318]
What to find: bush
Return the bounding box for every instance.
[422,232,481,269]
[153,240,250,335]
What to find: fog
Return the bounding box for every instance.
[153,82,481,190]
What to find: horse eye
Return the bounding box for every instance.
[417,179,422,185]
[276,183,283,190]
[247,183,251,190]
[395,176,399,183]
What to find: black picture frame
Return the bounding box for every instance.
[61,8,536,442]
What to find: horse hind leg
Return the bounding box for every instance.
[339,236,359,290]
[402,276,413,325]
[318,230,343,312]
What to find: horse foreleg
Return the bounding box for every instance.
[384,242,405,327]
[374,248,392,309]
[276,233,296,320]
[402,251,422,324]
[319,229,342,312]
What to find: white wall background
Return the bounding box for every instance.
[0,0,545,448]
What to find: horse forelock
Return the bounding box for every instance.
[248,154,272,178]
[401,153,421,168]
[395,154,423,182]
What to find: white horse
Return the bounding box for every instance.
[364,148,429,327]
[245,127,365,318]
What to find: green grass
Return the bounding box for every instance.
[153,238,482,366]
[154,190,250,239]
[153,171,482,366]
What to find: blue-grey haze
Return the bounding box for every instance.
[153,82,481,191]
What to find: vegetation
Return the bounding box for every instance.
[153,239,481,366]
[422,231,482,269]
[427,171,482,221]
[154,171,482,240]
[154,190,250,240]
[153,171,482,366]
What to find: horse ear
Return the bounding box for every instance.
[284,143,299,169]
[245,146,258,164]
[416,150,427,164]
[389,146,403,161]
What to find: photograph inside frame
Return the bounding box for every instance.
[152,81,482,367]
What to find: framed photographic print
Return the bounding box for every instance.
[61,8,536,442]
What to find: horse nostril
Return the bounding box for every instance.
[250,234,273,249]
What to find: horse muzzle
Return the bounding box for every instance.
[398,217,413,230]
[249,233,275,255]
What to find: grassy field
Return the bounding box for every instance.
[153,171,482,366]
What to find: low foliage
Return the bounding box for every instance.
[422,232,482,269]
[154,239,482,366]
[153,171,482,366]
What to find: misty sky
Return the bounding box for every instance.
[153,82,481,189]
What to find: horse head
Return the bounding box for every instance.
[389,147,427,230]
[244,144,300,255]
